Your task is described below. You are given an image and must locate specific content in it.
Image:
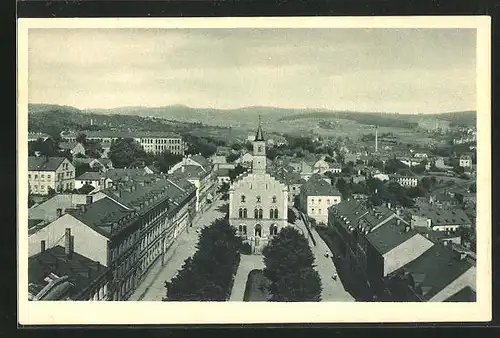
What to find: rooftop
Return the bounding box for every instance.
[301,175,341,197]
[65,130,182,139]
[28,156,68,172]
[59,141,81,150]
[444,286,476,302]
[28,245,107,300]
[28,194,88,223]
[409,207,472,227]
[388,243,474,301]
[76,171,107,181]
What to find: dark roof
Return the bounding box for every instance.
[444,286,476,302]
[171,165,206,179]
[409,207,472,227]
[28,156,68,171]
[366,218,419,255]
[69,197,133,238]
[76,172,106,181]
[28,219,44,229]
[255,124,264,141]
[274,170,306,185]
[189,155,211,170]
[216,168,231,177]
[301,175,341,197]
[28,245,107,300]
[388,243,474,301]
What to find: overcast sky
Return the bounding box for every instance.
[28,28,476,113]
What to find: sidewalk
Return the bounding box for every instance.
[229,254,265,301]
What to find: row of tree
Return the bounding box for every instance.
[164,219,242,301]
[262,227,322,301]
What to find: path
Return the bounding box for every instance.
[293,208,354,302]
[128,199,227,301]
[229,255,265,301]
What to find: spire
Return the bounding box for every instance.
[255,115,264,141]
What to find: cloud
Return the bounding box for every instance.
[27,28,477,112]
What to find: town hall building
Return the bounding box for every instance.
[228,120,288,254]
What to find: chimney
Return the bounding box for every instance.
[86,195,93,205]
[56,208,63,218]
[41,240,46,252]
[64,228,72,259]
[80,204,87,213]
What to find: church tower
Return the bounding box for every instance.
[252,116,266,174]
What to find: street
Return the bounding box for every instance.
[292,208,354,302]
[128,199,227,301]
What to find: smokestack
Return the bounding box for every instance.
[65,228,72,259]
[86,195,93,205]
[375,125,378,153]
[41,240,46,252]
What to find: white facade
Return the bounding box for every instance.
[28,158,75,195]
[75,177,113,190]
[459,157,472,168]
[306,195,341,224]
[396,176,418,187]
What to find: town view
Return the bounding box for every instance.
[25,28,477,302]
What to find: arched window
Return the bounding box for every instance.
[241,195,246,203]
[254,208,259,219]
[258,208,263,219]
[243,208,247,218]
[269,209,274,219]
[242,225,247,234]
[274,209,279,219]
[270,225,278,236]
[239,208,243,219]
[255,224,262,237]
[238,225,242,233]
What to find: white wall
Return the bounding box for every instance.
[306,195,341,224]
[382,234,434,276]
[28,214,110,266]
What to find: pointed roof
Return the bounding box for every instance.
[255,116,265,141]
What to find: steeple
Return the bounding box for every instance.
[255,115,264,141]
[252,116,266,174]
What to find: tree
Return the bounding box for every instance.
[108,138,146,168]
[385,158,408,174]
[287,208,297,224]
[263,227,322,301]
[164,218,242,301]
[228,164,247,182]
[226,153,239,163]
[156,151,183,173]
[47,187,56,198]
[217,182,230,201]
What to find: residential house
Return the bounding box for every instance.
[299,175,342,225]
[28,156,76,194]
[329,163,342,174]
[274,169,306,207]
[28,132,51,142]
[313,156,330,174]
[459,155,472,169]
[234,152,254,168]
[373,173,390,182]
[59,142,86,156]
[216,168,231,186]
[75,172,113,191]
[409,207,472,232]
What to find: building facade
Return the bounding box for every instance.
[228,122,288,254]
[28,157,76,195]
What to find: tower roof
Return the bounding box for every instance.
[255,116,265,141]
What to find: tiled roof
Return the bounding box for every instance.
[28,245,107,300]
[171,165,206,179]
[216,168,231,177]
[28,194,88,222]
[59,141,81,150]
[274,170,306,185]
[28,156,67,171]
[189,155,211,170]
[69,197,133,238]
[76,172,106,181]
[388,243,474,301]
[301,175,341,197]
[409,207,472,227]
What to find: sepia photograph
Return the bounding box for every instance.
[17,17,491,325]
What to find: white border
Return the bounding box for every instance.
[17,16,491,325]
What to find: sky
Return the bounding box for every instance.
[28,28,476,114]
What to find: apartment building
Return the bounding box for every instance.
[28,156,76,194]
[299,174,342,225]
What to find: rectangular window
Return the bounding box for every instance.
[34,175,38,179]
[311,208,315,213]
[319,209,322,214]
[47,175,51,179]
[41,174,44,179]
[28,174,31,179]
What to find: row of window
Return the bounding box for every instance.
[237,224,278,237]
[29,173,51,180]
[240,195,277,203]
[141,138,181,144]
[30,182,74,192]
[237,208,280,219]
[310,198,335,204]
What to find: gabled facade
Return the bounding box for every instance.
[28,156,76,194]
